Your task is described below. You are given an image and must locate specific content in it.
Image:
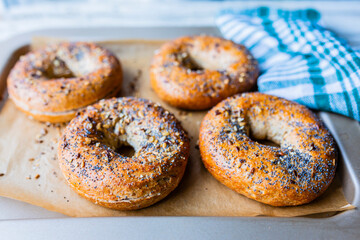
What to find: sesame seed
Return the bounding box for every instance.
[138,111,144,118]
[84,138,91,144]
[120,128,125,135]
[40,128,48,136]
[85,122,93,130]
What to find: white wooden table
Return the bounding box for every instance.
[0,1,360,47]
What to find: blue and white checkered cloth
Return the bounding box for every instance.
[216,7,360,121]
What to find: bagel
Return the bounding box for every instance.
[7,42,122,123]
[150,35,258,110]
[199,92,337,206]
[58,97,190,210]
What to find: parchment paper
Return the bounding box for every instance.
[0,38,354,217]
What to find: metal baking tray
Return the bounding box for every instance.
[0,27,359,239]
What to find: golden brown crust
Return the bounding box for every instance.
[7,42,122,122]
[10,86,120,123]
[199,92,337,206]
[58,97,190,210]
[150,35,258,110]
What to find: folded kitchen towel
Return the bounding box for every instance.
[216,7,360,121]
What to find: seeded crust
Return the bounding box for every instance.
[58,97,190,210]
[7,42,122,123]
[199,92,337,206]
[150,35,259,110]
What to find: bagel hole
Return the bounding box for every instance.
[255,139,280,148]
[44,57,75,79]
[249,131,281,148]
[178,53,204,71]
[115,145,135,158]
[180,48,234,71]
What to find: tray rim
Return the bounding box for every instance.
[0,26,359,239]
